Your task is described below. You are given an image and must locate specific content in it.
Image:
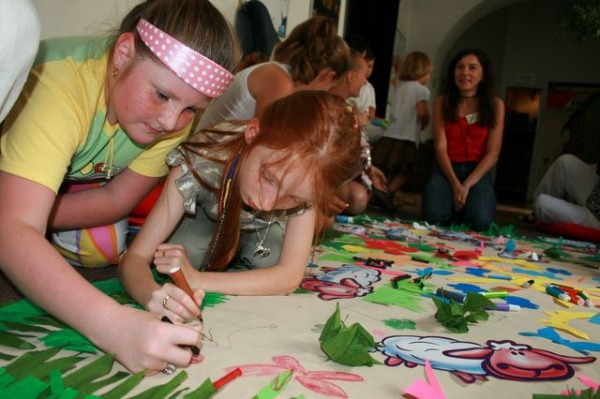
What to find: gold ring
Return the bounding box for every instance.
[162,362,177,375]
[162,295,171,310]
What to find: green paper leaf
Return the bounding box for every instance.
[41,328,97,354]
[182,378,216,399]
[252,369,293,399]
[4,346,63,377]
[319,304,379,366]
[128,370,187,399]
[101,370,146,399]
[81,370,130,393]
[1,320,50,334]
[62,353,115,392]
[432,293,492,333]
[0,330,36,350]
[0,375,48,397]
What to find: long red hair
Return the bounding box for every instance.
[180,90,360,271]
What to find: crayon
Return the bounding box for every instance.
[169,266,204,323]
[435,288,466,303]
[479,291,508,299]
[161,316,201,355]
[522,279,535,288]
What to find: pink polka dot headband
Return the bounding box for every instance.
[136,19,234,98]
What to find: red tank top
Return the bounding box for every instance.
[445,115,489,162]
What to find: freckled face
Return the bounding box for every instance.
[454,54,483,95]
[239,145,315,211]
[108,59,212,145]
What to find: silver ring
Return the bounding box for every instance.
[162,362,177,375]
[162,295,171,310]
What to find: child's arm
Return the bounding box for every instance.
[417,99,430,131]
[118,166,201,321]
[186,207,316,296]
[248,64,295,119]
[0,171,200,374]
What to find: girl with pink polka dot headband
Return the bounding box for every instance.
[136,18,234,98]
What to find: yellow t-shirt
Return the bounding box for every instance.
[0,36,190,193]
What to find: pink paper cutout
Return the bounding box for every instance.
[403,359,446,399]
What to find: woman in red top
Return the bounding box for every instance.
[421,49,505,230]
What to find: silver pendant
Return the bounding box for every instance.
[253,243,270,258]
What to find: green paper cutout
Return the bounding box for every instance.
[363,285,427,312]
[62,353,115,393]
[0,353,15,362]
[128,370,187,399]
[383,318,416,330]
[0,375,48,397]
[101,370,146,399]
[533,386,600,398]
[42,328,97,353]
[319,304,379,367]
[432,292,493,333]
[183,377,216,399]
[0,330,36,350]
[0,368,16,388]
[1,320,50,334]
[252,369,293,399]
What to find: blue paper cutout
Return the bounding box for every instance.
[519,327,600,355]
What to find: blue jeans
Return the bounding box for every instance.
[421,162,496,231]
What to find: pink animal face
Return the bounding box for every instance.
[300,278,372,300]
[446,340,595,381]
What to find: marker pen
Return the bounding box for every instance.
[522,279,535,288]
[169,266,204,323]
[161,316,201,355]
[546,285,570,302]
[435,288,466,303]
[479,291,508,299]
[485,303,521,311]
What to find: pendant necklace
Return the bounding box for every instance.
[253,213,274,258]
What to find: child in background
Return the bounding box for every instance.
[0,0,239,374]
[196,15,350,129]
[345,34,377,128]
[371,51,432,209]
[119,91,360,316]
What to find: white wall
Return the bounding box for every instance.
[31,0,313,40]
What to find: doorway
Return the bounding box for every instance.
[343,0,401,118]
[494,87,541,204]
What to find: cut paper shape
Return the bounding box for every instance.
[252,370,293,399]
[432,292,493,333]
[403,359,447,399]
[319,304,379,367]
[560,374,600,396]
[519,327,600,355]
[363,285,427,312]
[539,310,597,340]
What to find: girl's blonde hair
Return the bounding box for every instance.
[399,51,432,81]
